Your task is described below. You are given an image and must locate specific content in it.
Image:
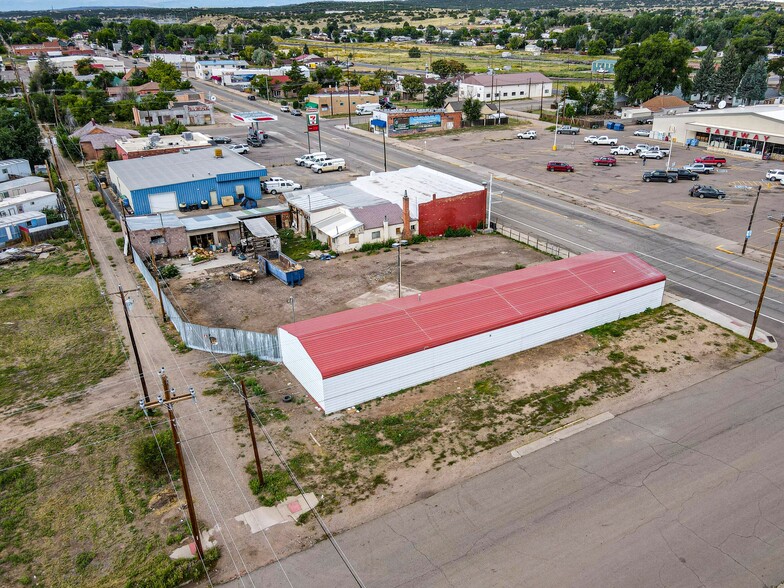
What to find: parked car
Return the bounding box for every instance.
[312,158,346,173]
[546,161,574,172]
[280,105,290,112]
[633,129,650,137]
[593,156,617,167]
[643,170,677,183]
[633,143,652,154]
[589,135,618,146]
[556,125,580,135]
[247,137,264,147]
[247,94,256,101]
[584,135,599,143]
[291,109,302,116]
[674,168,700,181]
[639,146,670,157]
[694,155,726,167]
[639,149,666,160]
[517,130,537,140]
[682,163,714,174]
[262,177,302,194]
[211,136,232,144]
[689,185,726,199]
[765,169,784,181]
[306,154,330,168]
[295,151,327,166]
[635,118,654,124]
[693,102,712,110]
[229,144,249,154]
[610,145,636,156]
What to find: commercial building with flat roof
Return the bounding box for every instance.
[115,132,212,160]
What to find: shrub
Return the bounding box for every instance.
[158,264,180,280]
[359,238,396,252]
[91,194,103,207]
[410,234,427,244]
[87,180,96,191]
[116,237,124,248]
[444,226,472,238]
[134,429,178,480]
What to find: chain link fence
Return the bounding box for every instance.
[496,224,578,259]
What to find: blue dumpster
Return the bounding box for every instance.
[606,122,614,129]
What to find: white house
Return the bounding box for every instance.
[0,190,59,217]
[0,159,32,182]
[458,72,552,101]
[148,53,197,66]
[0,176,50,198]
[194,60,249,81]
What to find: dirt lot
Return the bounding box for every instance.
[167,233,545,333]
[201,303,767,583]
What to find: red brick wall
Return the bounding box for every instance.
[417,189,487,237]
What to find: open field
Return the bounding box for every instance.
[204,304,767,572]
[0,407,219,587]
[0,252,125,410]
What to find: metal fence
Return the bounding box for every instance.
[496,224,578,259]
[92,172,123,221]
[132,247,281,360]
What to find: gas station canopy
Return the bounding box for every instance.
[230,111,279,123]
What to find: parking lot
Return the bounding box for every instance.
[420,122,784,251]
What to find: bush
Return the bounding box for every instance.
[158,264,180,280]
[134,429,178,480]
[408,47,421,58]
[92,194,104,207]
[359,238,396,252]
[87,180,96,191]
[116,237,125,248]
[444,226,473,238]
[410,233,427,244]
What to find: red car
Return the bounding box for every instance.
[546,161,574,172]
[694,155,726,167]
[593,156,617,167]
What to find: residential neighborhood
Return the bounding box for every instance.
[1,3,784,588]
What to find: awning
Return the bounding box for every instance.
[230,111,279,123]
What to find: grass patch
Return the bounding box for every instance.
[0,410,219,586]
[279,228,327,261]
[587,306,668,348]
[0,253,124,407]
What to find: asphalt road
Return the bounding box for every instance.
[198,80,784,341]
[227,354,784,588]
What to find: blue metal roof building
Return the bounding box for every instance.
[107,148,267,216]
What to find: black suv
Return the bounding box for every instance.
[643,170,677,183]
[675,168,699,181]
[210,136,232,144]
[247,136,264,147]
[689,185,726,199]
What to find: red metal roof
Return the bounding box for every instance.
[281,252,665,379]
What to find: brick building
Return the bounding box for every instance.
[370,109,463,137]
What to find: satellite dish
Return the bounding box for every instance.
[209,95,217,102]
[718,100,727,109]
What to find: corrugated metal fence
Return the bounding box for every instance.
[496,224,578,259]
[132,247,281,360]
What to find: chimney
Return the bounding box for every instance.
[431,193,436,201]
[402,191,412,241]
[383,214,389,239]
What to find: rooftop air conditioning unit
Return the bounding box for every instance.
[182,131,193,141]
[214,148,223,158]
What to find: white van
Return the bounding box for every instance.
[311,158,346,173]
[294,151,327,166]
[355,103,381,115]
[262,177,302,194]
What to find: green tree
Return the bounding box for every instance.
[712,44,742,100]
[613,32,692,103]
[250,75,272,99]
[359,75,381,92]
[425,82,457,108]
[0,105,49,164]
[128,19,159,45]
[313,65,343,87]
[74,58,94,76]
[462,97,483,124]
[283,65,307,97]
[401,75,425,99]
[431,58,468,78]
[408,47,421,58]
[732,34,770,73]
[29,55,59,92]
[251,48,274,66]
[692,47,716,100]
[146,58,182,91]
[298,81,321,101]
[586,38,607,56]
[736,58,768,104]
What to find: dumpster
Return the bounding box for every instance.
[261,251,304,286]
[606,121,614,129]
[613,122,625,131]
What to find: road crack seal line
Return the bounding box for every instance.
[384,520,455,587]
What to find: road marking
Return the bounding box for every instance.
[715,246,736,255]
[627,219,660,229]
[686,257,784,294]
[511,412,615,458]
[634,251,784,306]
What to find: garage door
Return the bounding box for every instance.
[148,192,178,213]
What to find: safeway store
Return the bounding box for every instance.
[651,104,784,161]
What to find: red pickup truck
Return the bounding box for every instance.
[694,155,727,167]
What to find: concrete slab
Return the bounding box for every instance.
[169,526,219,560]
[235,492,319,534]
[674,297,777,349]
[510,412,615,458]
[346,282,421,308]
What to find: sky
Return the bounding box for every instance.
[5,0,305,11]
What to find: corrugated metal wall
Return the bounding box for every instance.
[133,247,281,360]
[293,282,664,414]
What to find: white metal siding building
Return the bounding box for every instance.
[279,252,666,414]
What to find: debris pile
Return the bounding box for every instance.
[0,244,57,265]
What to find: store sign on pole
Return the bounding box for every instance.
[307,113,319,132]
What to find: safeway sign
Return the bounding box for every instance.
[307,113,319,132]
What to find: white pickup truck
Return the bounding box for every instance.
[588,135,618,146]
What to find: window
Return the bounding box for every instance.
[485,93,490,99]
[395,227,402,235]
[150,235,165,244]
[371,230,381,239]
[511,92,516,96]
[235,185,245,197]
[410,224,416,231]
[349,232,358,244]
[503,92,508,97]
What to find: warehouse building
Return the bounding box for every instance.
[279,251,666,414]
[651,103,784,160]
[115,131,212,160]
[458,72,553,102]
[107,148,267,215]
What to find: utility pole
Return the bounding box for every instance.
[149,255,167,322]
[117,285,150,405]
[749,215,784,341]
[347,64,353,128]
[159,370,204,560]
[69,179,95,267]
[242,381,264,486]
[741,185,761,255]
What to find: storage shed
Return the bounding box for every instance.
[279,252,665,414]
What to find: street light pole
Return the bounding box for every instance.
[742,185,761,255]
[288,295,296,322]
[749,214,784,341]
